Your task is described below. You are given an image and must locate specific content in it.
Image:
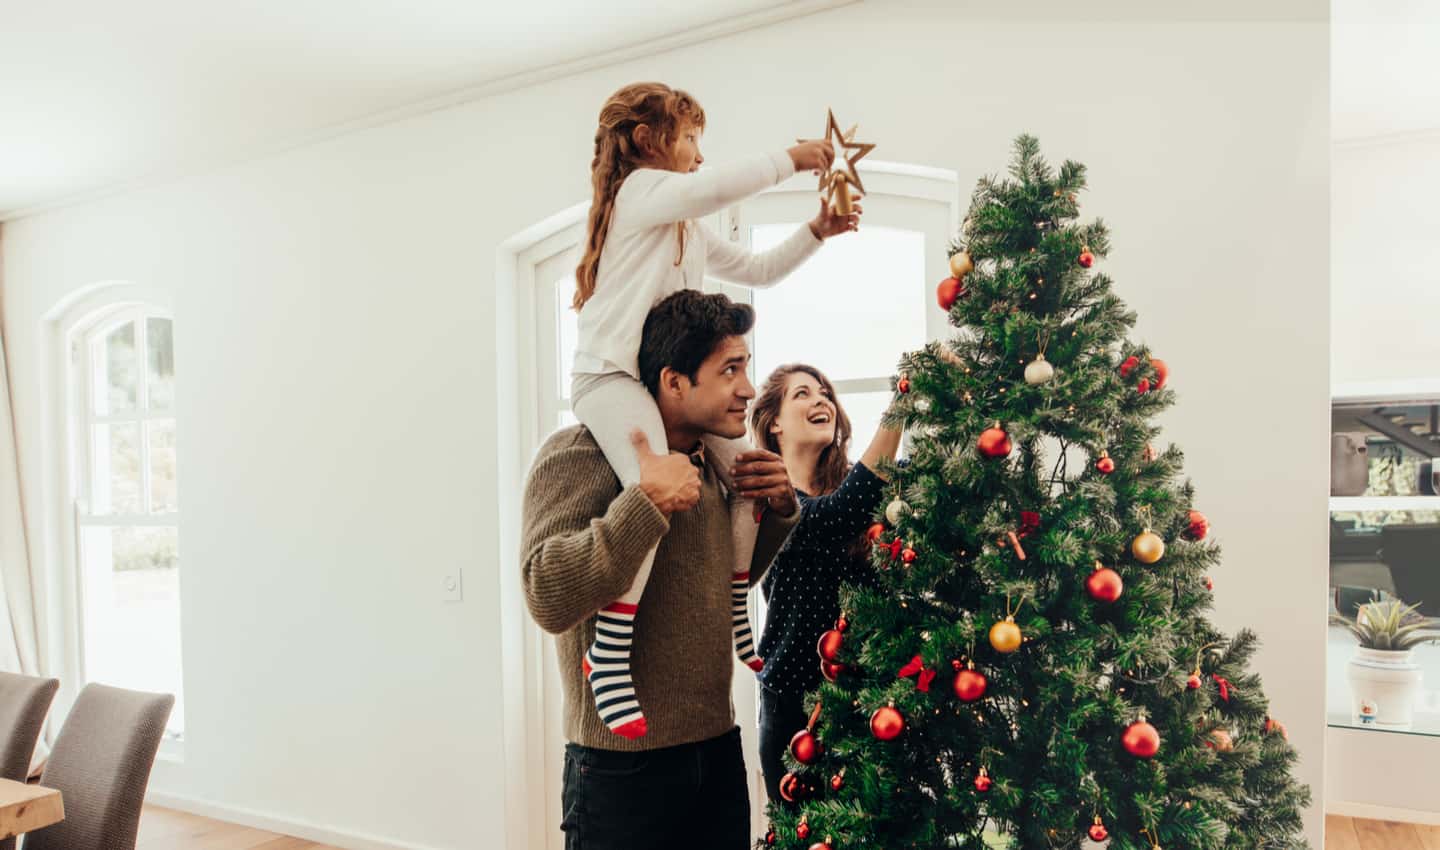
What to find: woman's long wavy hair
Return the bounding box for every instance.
[573,82,706,311]
[750,364,853,496]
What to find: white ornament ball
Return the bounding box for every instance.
[886,499,910,526]
[1024,355,1055,386]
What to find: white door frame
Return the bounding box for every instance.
[494,161,960,850]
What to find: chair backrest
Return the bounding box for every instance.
[0,672,59,850]
[25,683,174,850]
[0,671,59,782]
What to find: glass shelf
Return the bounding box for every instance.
[1327,627,1440,736]
[1328,391,1440,737]
[1331,496,1440,512]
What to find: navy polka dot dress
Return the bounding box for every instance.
[758,461,885,698]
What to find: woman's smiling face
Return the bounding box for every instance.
[771,370,838,449]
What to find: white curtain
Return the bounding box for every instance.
[0,328,48,773]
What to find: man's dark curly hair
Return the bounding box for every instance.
[637,290,755,396]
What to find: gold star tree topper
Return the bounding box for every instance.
[805,108,876,197]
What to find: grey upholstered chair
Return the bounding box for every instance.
[0,671,59,850]
[24,683,174,850]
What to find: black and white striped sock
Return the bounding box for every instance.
[583,602,647,739]
[732,572,763,672]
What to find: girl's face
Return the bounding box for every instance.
[770,371,837,452]
[668,122,704,173]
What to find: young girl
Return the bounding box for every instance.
[571,82,857,739]
[748,363,902,802]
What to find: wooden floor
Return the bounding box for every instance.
[137,806,342,849]
[1327,816,1440,850]
[130,809,1435,849]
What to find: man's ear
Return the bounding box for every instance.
[658,366,689,399]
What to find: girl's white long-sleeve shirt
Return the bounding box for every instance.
[573,150,822,380]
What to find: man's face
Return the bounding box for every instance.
[677,335,754,440]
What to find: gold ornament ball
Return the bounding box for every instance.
[950,251,975,278]
[1132,530,1165,564]
[1024,354,1055,385]
[989,617,1022,653]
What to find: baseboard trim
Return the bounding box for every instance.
[145,790,452,850]
[1328,799,1440,826]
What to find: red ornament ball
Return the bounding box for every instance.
[1136,378,1151,394]
[974,770,993,792]
[1086,566,1124,603]
[871,706,905,741]
[901,547,917,564]
[790,729,820,764]
[1089,820,1110,842]
[1120,355,1140,378]
[937,276,966,311]
[1151,358,1169,389]
[820,659,846,682]
[866,522,885,543]
[1078,249,1095,268]
[809,840,833,850]
[977,425,1012,458]
[797,821,810,840]
[1187,672,1203,690]
[1186,510,1210,541]
[817,629,845,662]
[954,668,988,702]
[1122,720,1161,758]
[897,377,911,394]
[830,772,845,791]
[766,827,777,846]
[1096,454,1116,475]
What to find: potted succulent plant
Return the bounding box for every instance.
[1331,596,1440,729]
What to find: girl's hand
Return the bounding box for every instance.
[808,198,861,241]
[789,140,835,173]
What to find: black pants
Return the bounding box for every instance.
[757,685,808,806]
[561,726,750,850]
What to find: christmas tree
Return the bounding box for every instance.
[762,136,1310,850]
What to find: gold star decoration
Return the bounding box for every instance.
[801,108,876,197]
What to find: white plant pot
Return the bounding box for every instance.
[1347,647,1423,730]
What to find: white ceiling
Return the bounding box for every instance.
[5,0,1413,220]
[1333,0,1440,142]
[0,0,816,219]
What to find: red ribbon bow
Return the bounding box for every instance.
[897,654,937,692]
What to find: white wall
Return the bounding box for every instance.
[1327,135,1440,819]
[1332,135,1440,389]
[0,4,1328,847]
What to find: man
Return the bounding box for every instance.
[521,289,798,850]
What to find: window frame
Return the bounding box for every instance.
[43,285,185,757]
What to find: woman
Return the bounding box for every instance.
[750,363,902,803]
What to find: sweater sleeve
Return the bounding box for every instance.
[701,221,822,289]
[794,462,886,549]
[520,440,670,634]
[609,151,795,237]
